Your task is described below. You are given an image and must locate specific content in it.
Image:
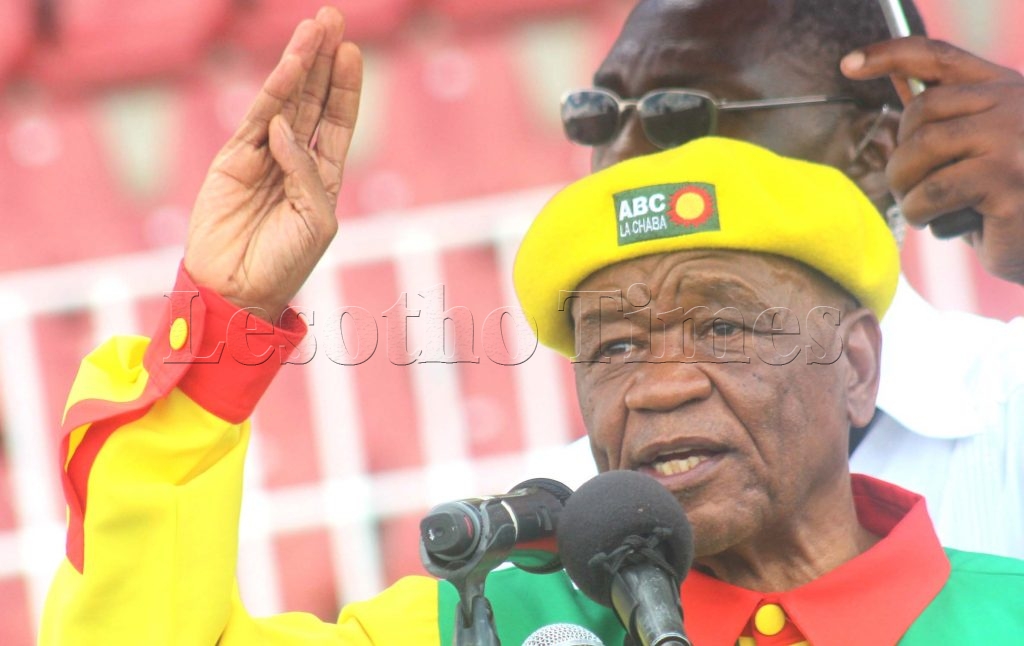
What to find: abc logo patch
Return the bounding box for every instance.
[614,182,720,246]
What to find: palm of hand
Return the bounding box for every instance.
[183,9,360,320]
[188,136,334,321]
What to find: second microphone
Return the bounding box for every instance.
[420,477,574,575]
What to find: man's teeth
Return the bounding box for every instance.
[653,455,708,476]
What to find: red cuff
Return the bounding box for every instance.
[63,261,307,433]
[147,263,308,423]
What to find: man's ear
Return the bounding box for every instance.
[844,107,901,209]
[841,308,883,429]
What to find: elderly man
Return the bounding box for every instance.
[510,137,1024,645]
[39,4,1024,637]
[555,0,1024,559]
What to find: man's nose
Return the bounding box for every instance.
[623,361,713,412]
[591,112,659,171]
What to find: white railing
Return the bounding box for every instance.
[0,184,586,634]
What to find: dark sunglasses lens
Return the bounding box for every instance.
[561,91,620,146]
[639,92,714,149]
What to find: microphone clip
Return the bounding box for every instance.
[419,478,572,645]
[588,528,676,577]
[423,505,520,646]
[426,510,516,646]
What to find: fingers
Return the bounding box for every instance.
[844,36,1024,283]
[887,75,1023,203]
[841,36,1008,86]
[233,20,324,147]
[292,6,347,145]
[969,192,1024,284]
[898,83,1000,144]
[897,156,987,228]
[886,111,990,204]
[268,115,333,225]
[315,41,363,204]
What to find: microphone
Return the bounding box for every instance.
[420,478,573,575]
[523,623,604,646]
[557,471,694,646]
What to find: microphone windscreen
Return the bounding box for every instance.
[522,623,604,646]
[556,470,694,606]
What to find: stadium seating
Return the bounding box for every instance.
[425,0,592,27]
[0,97,145,271]
[0,0,32,85]
[24,0,232,89]
[224,0,414,55]
[347,29,581,209]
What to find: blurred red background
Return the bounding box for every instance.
[0,1,1020,643]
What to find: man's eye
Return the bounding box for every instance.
[711,320,742,336]
[600,339,636,357]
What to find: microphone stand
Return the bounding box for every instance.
[454,572,501,646]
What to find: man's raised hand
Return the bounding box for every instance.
[842,36,1024,286]
[185,7,363,320]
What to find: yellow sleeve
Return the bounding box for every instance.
[38,269,443,645]
[40,357,252,645]
[223,577,442,644]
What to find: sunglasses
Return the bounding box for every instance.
[561,88,857,149]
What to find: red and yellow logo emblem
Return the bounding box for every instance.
[668,186,714,228]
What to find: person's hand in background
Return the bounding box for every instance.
[843,36,1024,285]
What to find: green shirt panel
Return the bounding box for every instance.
[899,548,1024,644]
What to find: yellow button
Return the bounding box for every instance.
[169,317,189,351]
[737,638,757,646]
[754,603,786,637]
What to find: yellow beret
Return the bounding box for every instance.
[513,137,899,357]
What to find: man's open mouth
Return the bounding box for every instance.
[650,450,717,476]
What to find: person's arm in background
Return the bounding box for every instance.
[38,8,441,645]
[842,36,1024,286]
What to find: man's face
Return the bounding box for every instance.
[591,0,858,172]
[572,249,878,557]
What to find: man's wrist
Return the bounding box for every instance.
[145,262,308,423]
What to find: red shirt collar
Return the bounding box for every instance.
[680,475,951,645]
